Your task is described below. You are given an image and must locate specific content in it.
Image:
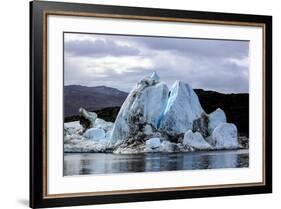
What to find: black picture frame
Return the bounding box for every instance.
[30,1,272,208]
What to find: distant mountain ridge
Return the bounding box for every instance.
[64,85,249,135]
[64,85,128,117]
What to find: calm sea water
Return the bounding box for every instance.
[63,149,249,176]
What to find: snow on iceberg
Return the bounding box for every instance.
[209,123,240,149]
[159,81,204,136]
[109,72,169,145]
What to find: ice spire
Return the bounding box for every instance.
[150,71,160,82]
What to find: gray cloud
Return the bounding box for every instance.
[64,33,249,93]
[129,36,249,59]
[65,38,140,57]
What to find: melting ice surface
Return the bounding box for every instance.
[64,149,249,176]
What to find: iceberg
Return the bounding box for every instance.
[79,107,97,129]
[64,121,83,135]
[183,130,212,150]
[192,108,227,138]
[151,71,160,82]
[64,72,244,153]
[209,123,239,149]
[64,121,82,130]
[208,108,227,135]
[143,124,153,135]
[94,118,114,132]
[159,81,204,136]
[159,141,178,152]
[192,112,209,138]
[109,72,169,145]
[145,138,161,149]
[64,140,107,153]
[84,128,106,141]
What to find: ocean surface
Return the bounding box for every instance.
[63,150,249,176]
[63,149,249,176]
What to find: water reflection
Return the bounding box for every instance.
[64,149,249,176]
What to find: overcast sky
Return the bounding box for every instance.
[64,33,249,93]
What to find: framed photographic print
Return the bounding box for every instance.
[30,0,272,208]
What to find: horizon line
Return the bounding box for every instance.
[63,84,249,95]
